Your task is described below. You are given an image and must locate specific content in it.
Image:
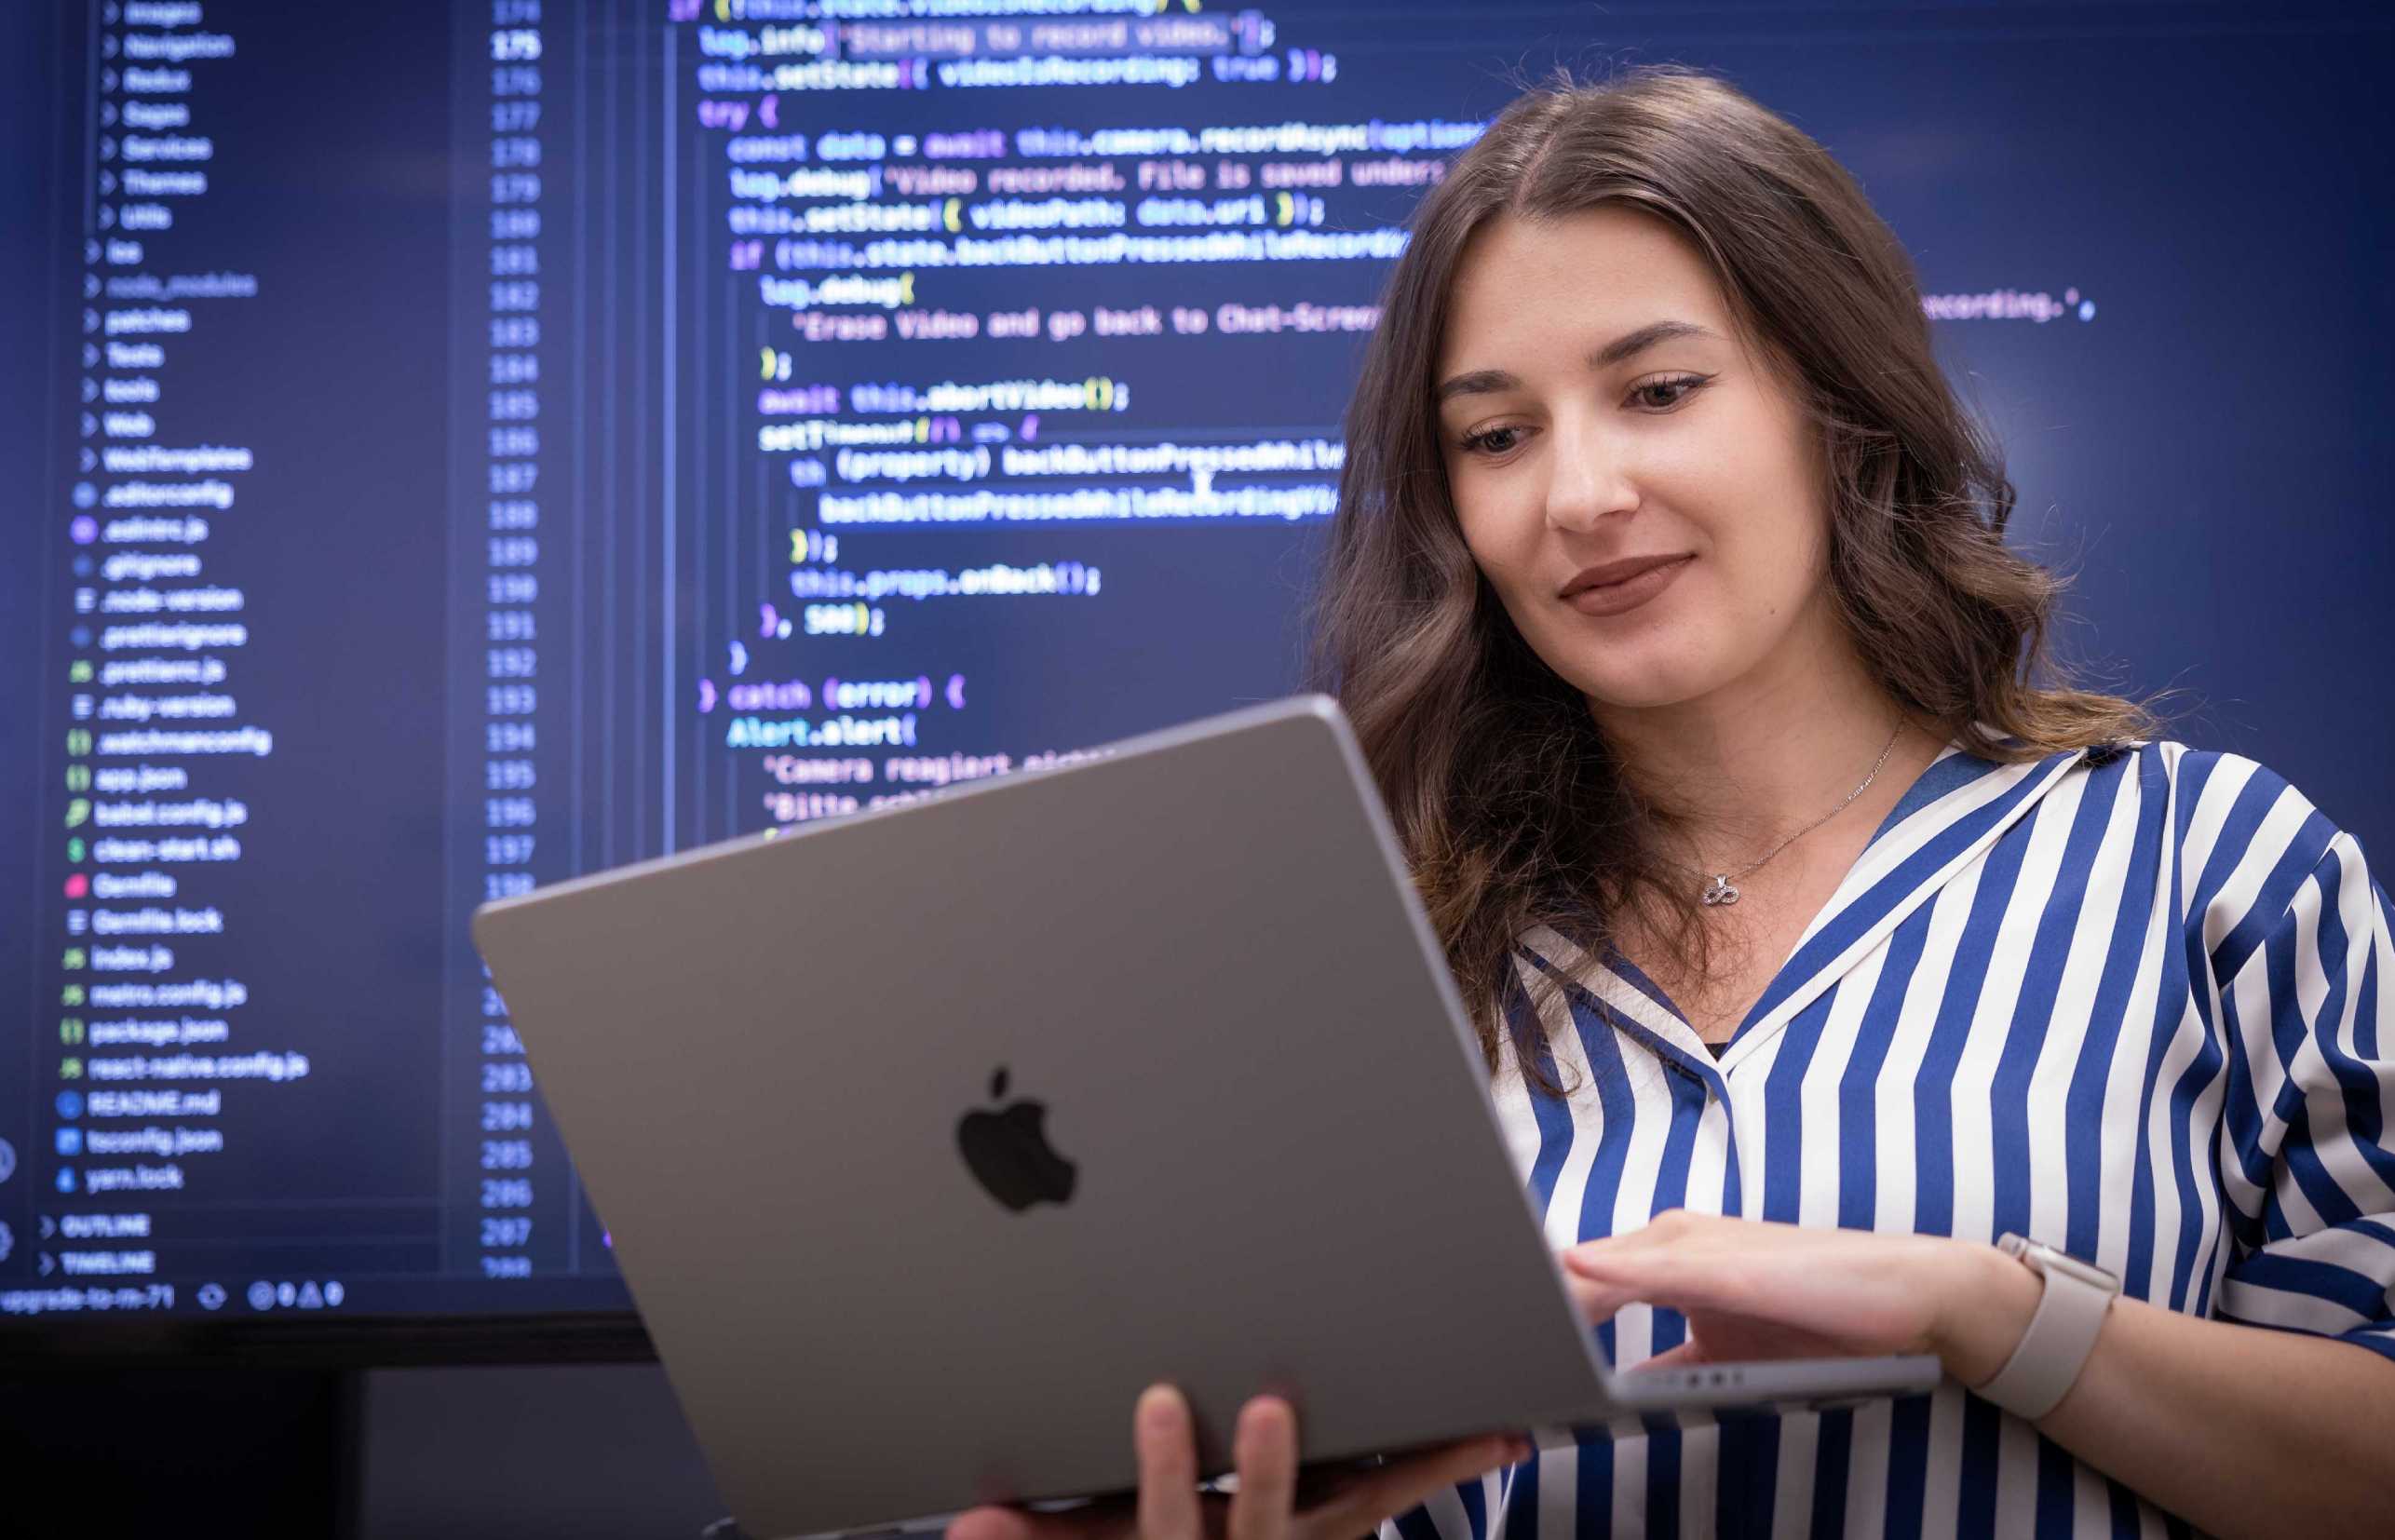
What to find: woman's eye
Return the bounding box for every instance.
[1461,426,1524,455]
[1630,373,1710,411]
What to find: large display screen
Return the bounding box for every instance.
[3,0,2388,1338]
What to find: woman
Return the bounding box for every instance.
[952,67,2395,1540]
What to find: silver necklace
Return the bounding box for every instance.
[1693,723,1902,908]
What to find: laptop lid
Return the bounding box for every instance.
[472,696,1618,1536]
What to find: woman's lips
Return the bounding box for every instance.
[1560,555,1694,617]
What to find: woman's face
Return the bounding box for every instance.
[1436,206,1837,715]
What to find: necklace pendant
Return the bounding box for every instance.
[1701,873,1740,907]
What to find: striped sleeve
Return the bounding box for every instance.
[2209,784,2395,1361]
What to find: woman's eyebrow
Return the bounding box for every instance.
[1590,317,1716,368]
[1434,367,1517,404]
[1435,318,1720,403]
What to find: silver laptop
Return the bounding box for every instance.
[471,696,1938,1539]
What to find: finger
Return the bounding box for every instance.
[1305,1434,1527,1536]
[1560,1250,1759,1317]
[949,1508,1116,1540]
[1561,1210,1710,1264]
[1563,1271,1630,1325]
[1134,1385,1205,1540]
[1226,1398,1300,1540]
[1562,1232,1706,1270]
[1634,1340,1709,1371]
[948,1507,1035,1540]
[1565,1281,1684,1327]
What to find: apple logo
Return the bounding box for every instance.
[956,1066,1076,1211]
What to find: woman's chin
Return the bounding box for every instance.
[1567,663,1725,716]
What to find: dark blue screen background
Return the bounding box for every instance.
[2,0,2387,1339]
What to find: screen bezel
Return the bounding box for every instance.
[0,1309,656,1367]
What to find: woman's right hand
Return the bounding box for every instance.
[945,1385,1528,1540]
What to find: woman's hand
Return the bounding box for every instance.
[1569,1211,2395,1540]
[946,1385,1529,1540]
[1560,1210,2040,1384]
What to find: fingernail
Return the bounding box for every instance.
[1137,1384,1184,1436]
[1238,1394,1293,1436]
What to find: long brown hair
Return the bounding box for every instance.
[1312,67,2151,1080]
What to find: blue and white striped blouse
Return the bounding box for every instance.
[1391,740,2395,1540]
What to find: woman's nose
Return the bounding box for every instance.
[1542,418,1637,533]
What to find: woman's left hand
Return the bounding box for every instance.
[1560,1210,2038,1385]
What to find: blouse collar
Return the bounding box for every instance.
[1519,743,2096,1074]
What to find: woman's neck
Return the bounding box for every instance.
[1590,608,1927,860]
